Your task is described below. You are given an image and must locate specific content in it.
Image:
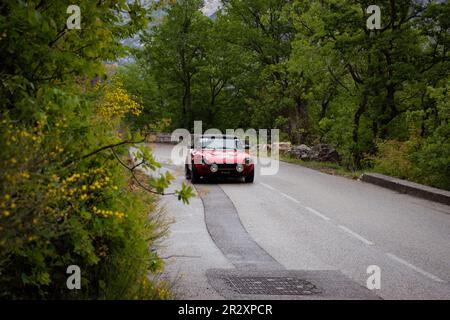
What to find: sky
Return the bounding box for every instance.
[201,0,221,16]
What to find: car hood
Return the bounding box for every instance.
[195,149,249,164]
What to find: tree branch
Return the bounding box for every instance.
[81,134,149,161]
[110,146,175,196]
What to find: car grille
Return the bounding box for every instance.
[217,164,237,171]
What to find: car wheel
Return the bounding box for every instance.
[191,166,199,183]
[244,170,254,183]
[185,164,191,180]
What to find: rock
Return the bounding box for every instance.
[309,144,340,163]
[287,143,340,162]
[288,144,311,160]
[272,142,292,155]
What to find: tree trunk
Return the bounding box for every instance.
[289,97,308,144]
[182,75,191,129]
[352,93,368,168]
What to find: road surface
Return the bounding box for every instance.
[142,143,450,300]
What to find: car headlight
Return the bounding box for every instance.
[236,164,244,172]
[210,163,218,172]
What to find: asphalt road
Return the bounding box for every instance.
[143,143,450,300]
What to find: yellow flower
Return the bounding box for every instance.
[3,210,11,217]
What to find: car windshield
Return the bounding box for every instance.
[198,137,243,150]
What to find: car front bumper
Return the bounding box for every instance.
[193,163,254,176]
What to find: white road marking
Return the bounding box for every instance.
[279,192,301,204]
[259,182,276,191]
[261,183,334,219]
[305,207,331,221]
[260,183,301,203]
[338,225,374,245]
[386,253,445,283]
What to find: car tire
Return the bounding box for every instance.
[191,165,199,183]
[185,164,191,180]
[244,170,254,183]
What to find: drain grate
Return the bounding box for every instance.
[223,276,321,296]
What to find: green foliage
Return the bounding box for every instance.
[115,64,169,131]
[407,83,449,189]
[0,0,192,299]
[126,0,450,189]
[0,87,175,299]
[139,0,212,130]
[372,139,417,180]
[176,182,196,205]
[373,80,450,190]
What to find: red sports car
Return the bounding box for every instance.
[185,135,254,183]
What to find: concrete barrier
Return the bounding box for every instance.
[360,172,450,205]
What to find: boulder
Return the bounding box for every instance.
[309,144,340,163]
[288,144,311,160]
[287,143,340,162]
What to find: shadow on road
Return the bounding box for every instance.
[190,177,247,185]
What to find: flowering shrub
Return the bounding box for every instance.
[0,0,188,300]
[0,82,182,299]
[98,80,143,119]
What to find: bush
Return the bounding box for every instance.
[373,135,450,191]
[0,0,192,299]
[373,83,450,191]
[372,139,417,180]
[409,125,450,190]
[0,83,173,299]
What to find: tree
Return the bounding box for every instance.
[289,0,449,168]
[221,0,300,141]
[141,0,211,130]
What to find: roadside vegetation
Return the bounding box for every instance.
[0,1,193,299]
[280,156,363,180]
[0,0,449,300]
[121,0,449,190]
